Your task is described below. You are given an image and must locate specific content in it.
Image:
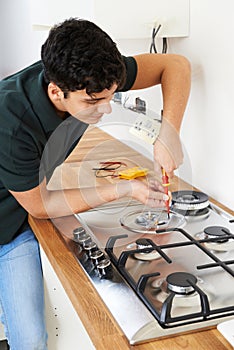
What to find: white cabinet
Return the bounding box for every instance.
[30,0,189,39]
[0,323,5,341]
[30,0,94,29]
[40,248,95,350]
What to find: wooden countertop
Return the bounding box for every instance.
[29,126,233,350]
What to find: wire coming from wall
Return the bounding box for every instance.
[149,25,168,54]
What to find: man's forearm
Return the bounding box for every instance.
[161,55,191,132]
[37,180,131,219]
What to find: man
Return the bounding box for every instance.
[0,18,191,349]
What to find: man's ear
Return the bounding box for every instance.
[48,82,64,101]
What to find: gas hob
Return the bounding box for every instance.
[71,191,234,345]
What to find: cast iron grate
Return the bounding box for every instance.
[105,228,234,328]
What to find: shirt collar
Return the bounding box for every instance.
[30,69,63,134]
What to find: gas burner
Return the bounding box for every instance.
[204,226,230,243]
[172,207,210,219]
[120,209,185,233]
[172,191,209,215]
[203,226,234,252]
[134,238,161,261]
[151,272,215,309]
[135,212,166,227]
[166,272,197,295]
[151,272,198,295]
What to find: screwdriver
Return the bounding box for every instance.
[161,168,170,219]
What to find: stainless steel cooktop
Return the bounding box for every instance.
[71,191,234,345]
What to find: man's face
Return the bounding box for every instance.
[54,83,118,124]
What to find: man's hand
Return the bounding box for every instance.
[131,53,191,178]
[154,118,184,178]
[124,178,169,208]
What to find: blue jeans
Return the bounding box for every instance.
[0,229,47,350]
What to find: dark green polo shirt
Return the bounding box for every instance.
[0,56,137,244]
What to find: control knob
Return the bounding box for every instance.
[73,227,86,241]
[84,241,98,256]
[75,234,92,248]
[90,249,105,266]
[96,259,113,279]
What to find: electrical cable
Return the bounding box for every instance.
[150,25,161,53]
[149,25,168,54]
[162,37,168,54]
[92,161,127,178]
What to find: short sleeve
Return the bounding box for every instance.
[120,56,138,92]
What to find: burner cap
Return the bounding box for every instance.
[172,191,209,211]
[204,226,230,243]
[135,238,161,261]
[166,272,197,294]
[204,226,230,236]
[136,238,152,249]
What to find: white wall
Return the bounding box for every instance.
[171,1,234,211]
[114,0,234,211]
[0,0,233,210]
[0,0,48,77]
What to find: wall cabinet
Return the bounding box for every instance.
[30,0,189,39]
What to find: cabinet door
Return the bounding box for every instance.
[0,323,5,341]
[40,248,95,350]
[30,0,94,28]
[30,0,189,39]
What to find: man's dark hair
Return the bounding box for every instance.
[41,18,126,96]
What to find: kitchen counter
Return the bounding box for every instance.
[29,126,233,350]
